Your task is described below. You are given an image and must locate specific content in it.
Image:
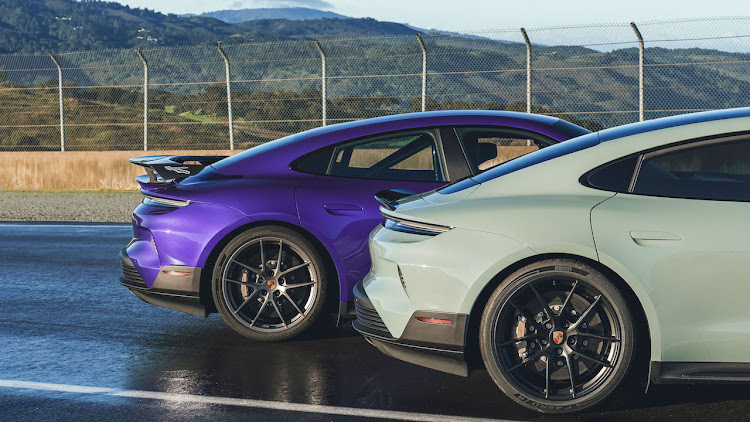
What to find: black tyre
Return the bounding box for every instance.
[212,226,327,342]
[479,259,635,413]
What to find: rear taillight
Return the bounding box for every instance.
[142,195,190,208]
[382,214,452,236]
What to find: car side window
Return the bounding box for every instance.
[292,145,334,175]
[455,127,557,175]
[586,156,639,193]
[327,130,444,182]
[633,137,750,201]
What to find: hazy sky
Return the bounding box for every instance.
[116,0,745,31]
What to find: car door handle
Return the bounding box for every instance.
[323,203,363,216]
[630,231,682,246]
[630,231,682,241]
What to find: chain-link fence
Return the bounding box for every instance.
[1,17,749,151]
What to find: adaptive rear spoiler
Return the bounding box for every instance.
[129,155,227,188]
[374,189,417,210]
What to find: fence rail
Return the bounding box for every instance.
[1,17,750,151]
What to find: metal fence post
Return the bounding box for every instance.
[49,52,65,152]
[520,28,532,114]
[416,34,427,112]
[216,42,234,150]
[313,39,327,126]
[136,48,149,151]
[631,22,645,122]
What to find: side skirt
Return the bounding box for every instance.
[651,361,750,384]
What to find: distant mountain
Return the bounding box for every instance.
[404,24,514,42]
[0,0,417,53]
[188,7,350,24]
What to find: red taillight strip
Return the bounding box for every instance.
[415,317,453,325]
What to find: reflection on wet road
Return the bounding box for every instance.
[1,222,749,422]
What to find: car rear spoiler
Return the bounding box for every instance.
[129,155,227,189]
[374,189,417,210]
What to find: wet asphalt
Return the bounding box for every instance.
[1,222,749,422]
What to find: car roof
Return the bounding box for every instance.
[304,110,563,138]
[598,107,750,142]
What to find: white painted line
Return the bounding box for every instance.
[0,223,131,229]
[0,380,117,394]
[0,379,522,422]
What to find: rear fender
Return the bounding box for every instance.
[145,204,254,270]
[193,211,301,268]
[297,215,349,302]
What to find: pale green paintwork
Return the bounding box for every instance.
[363,114,750,363]
[365,226,536,338]
[593,194,750,362]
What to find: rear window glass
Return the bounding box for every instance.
[327,130,444,182]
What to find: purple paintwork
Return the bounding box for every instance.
[125,110,588,305]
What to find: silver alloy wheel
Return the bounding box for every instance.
[221,237,318,332]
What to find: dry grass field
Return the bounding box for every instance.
[0,150,237,191]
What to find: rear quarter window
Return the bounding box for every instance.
[584,156,639,193]
[291,146,334,175]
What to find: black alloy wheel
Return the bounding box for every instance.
[479,259,634,413]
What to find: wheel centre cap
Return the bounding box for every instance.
[266,279,277,290]
[552,330,565,345]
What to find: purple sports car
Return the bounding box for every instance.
[119,110,589,341]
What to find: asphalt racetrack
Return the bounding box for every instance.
[1,222,749,421]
